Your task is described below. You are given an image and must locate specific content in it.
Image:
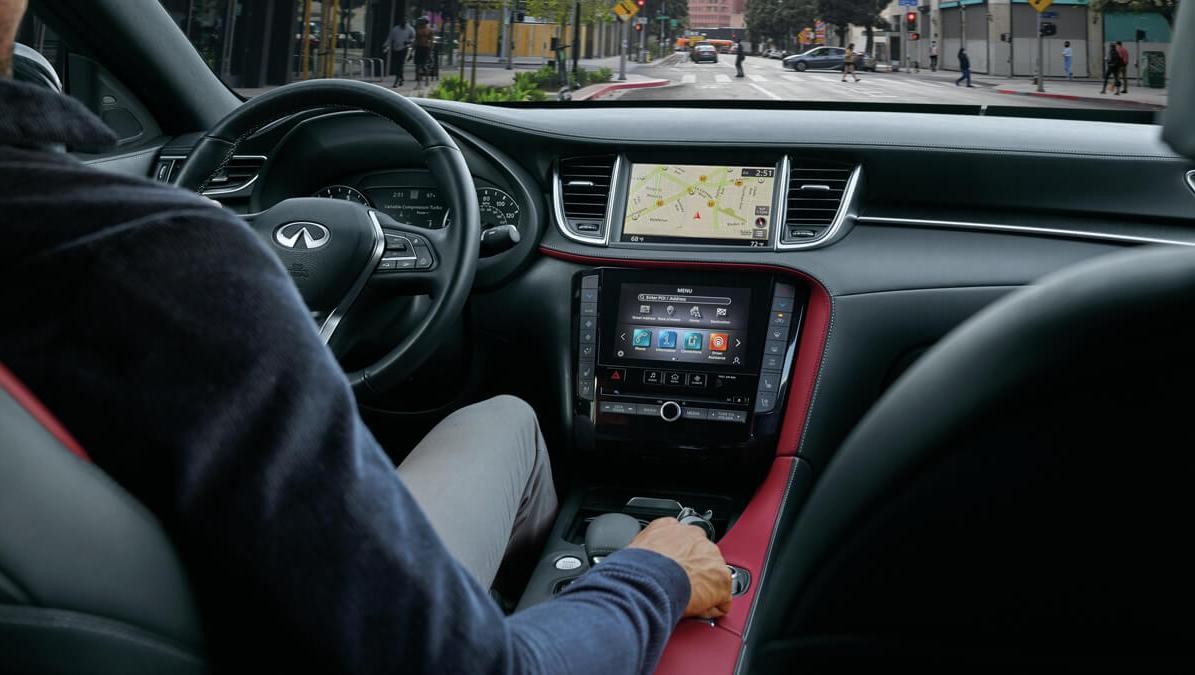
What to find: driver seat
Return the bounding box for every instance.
[0,363,205,674]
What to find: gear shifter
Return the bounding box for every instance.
[584,513,643,564]
[677,506,716,540]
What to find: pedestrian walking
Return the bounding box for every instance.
[1115,40,1130,93]
[1062,41,1073,81]
[930,41,939,71]
[842,43,860,83]
[413,17,434,88]
[955,48,972,87]
[383,19,415,87]
[735,40,745,78]
[1102,42,1123,95]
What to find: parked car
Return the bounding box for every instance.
[689,44,718,64]
[763,48,784,59]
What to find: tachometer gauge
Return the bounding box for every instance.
[477,187,520,229]
[313,185,370,206]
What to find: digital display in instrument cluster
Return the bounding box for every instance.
[360,185,520,230]
[364,186,448,229]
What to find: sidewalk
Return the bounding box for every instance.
[888,67,1166,108]
[991,79,1166,109]
[237,54,646,97]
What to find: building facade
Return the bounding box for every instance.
[851,0,1172,80]
[688,0,746,29]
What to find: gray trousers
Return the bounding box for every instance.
[396,395,558,589]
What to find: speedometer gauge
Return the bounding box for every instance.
[314,185,370,206]
[477,187,520,229]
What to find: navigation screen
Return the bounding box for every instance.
[622,164,777,246]
[610,283,752,369]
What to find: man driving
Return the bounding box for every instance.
[0,0,732,672]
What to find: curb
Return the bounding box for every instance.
[994,87,1165,110]
[574,78,671,101]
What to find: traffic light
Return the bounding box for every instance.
[1040,22,1057,36]
[634,22,643,32]
[637,0,645,6]
[910,32,920,41]
[905,12,917,31]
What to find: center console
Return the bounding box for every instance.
[516,266,807,611]
[575,268,804,450]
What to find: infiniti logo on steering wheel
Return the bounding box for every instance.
[274,221,331,250]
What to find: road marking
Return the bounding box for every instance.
[714,74,732,83]
[747,74,768,82]
[748,82,782,100]
[781,74,803,82]
[682,74,696,84]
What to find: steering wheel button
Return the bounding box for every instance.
[384,234,409,250]
[396,259,416,270]
[377,258,397,270]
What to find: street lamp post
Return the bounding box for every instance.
[618,17,628,80]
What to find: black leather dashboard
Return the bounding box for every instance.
[144,101,1195,471]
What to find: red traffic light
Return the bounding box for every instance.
[634,23,643,31]
[910,32,920,41]
[905,11,917,30]
[637,0,645,5]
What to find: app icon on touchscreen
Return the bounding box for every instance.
[684,332,703,351]
[632,329,652,348]
[657,331,678,349]
[710,333,729,352]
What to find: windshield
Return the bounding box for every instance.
[164,0,1172,112]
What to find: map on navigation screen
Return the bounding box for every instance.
[622,164,776,245]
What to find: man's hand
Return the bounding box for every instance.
[627,518,733,619]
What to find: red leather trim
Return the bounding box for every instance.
[538,247,831,673]
[655,619,743,674]
[709,456,795,636]
[777,280,831,456]
[654,457,795,673]
[0,362,91,462]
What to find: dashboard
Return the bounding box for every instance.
[147,98,1195,675]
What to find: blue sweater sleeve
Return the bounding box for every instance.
[2,192,689,674]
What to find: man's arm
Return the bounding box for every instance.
[6,198,693,673]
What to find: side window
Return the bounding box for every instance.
[12,13,66,89]
[15,11,159,148]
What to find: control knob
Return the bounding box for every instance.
[659,400,682,422]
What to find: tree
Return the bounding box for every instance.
[1089,0,1181,26]
[817,0,883,45]
[745,0,817,50]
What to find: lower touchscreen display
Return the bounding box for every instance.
[621,163,776,246]
[610,283,751,368]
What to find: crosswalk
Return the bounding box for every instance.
[665,63,970,102]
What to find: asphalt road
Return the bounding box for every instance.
[618,54,1110,109]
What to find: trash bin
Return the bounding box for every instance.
[1144,51,1166,88]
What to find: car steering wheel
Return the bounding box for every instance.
[174,79,479,397]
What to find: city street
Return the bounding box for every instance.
[615,53,1161,109]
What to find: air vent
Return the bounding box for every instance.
[557,155,617,242]
[205,156,265,193]
[782,160,855,245]
[152,155,266,195]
